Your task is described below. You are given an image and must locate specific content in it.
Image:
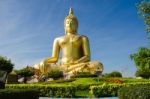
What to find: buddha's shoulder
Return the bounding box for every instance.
[54,36,65,40]
[54,35,89,40]
[80,35,89,40]
[80,35,88,38]
[75,35,88,38]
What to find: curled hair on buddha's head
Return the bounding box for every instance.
[64,8,78,29]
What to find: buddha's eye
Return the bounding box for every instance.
[67,21,70,23]
[66,21,69,24]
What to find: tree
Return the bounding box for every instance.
[132,0,150,78]
[130,47,150,78]
[0,56,14,73]
[130,47,150,70]
[16,66,36,83]
[135,69,150,79]
[137,0,150,37]
[0,56,14,88]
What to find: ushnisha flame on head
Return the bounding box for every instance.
[64,8,78,29]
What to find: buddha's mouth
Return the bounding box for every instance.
[66,28,76,33]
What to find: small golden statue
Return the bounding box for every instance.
[35,8,103,77]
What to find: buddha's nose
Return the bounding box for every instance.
[69,22,72,27]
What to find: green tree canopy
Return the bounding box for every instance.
[135,69,150,78]
[130,47,150,78]
[16,66,35,77]
[130,47,150,70]
[137,0,150,34]
[0,56,14,73]
[131,0,150,78]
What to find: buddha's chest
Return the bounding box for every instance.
[59,36,82,47]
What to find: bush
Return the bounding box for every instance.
[15,66,36,83]
[135,69,150,79]
[90,84,122,97]
[90,82,150,97]
[109,71,122,77]
[45,68,64,80]
[118,85,150,99]
[72,72,97,78]
[6,84,76,98]
[0,89,39,99]
[102,71,122,78]
[16,66,35,77]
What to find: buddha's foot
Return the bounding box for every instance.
[63,61,103,77]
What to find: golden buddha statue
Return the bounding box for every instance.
[35,8,103,77]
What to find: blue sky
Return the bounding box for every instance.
[0,0,149,77]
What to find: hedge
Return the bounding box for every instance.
[90,82,150,97]
[6,84,76,98]
[6,82,150,98]
[72,72,97,78]
[0,89,39,99]
[118,85,150,99]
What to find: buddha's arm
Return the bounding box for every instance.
[44,38,60,64]
[75,36,91,63]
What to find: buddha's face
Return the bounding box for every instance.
[65,18,77,34]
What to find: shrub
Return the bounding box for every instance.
[15,66,36,83]
[72,72,97,78]
[0,89,39,99]
[15,66,35,77]
[118,85,150,99]
[90,84,122,97]
[135,69,150,79]
[6,84,76,98]
[109,71,122,77]
[90,82,150,97]
[102,71,122,78]
[45,68,64,80]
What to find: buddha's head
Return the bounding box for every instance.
[64,8,78,34]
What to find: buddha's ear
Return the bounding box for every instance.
[65,30,67,34]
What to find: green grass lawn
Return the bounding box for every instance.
[41,77,150,85]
